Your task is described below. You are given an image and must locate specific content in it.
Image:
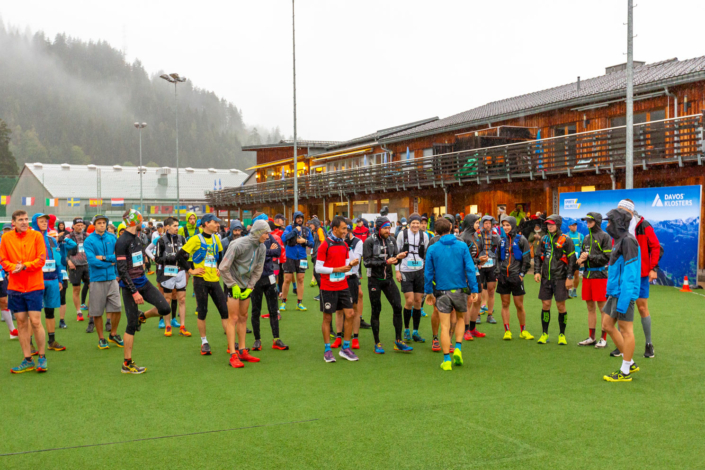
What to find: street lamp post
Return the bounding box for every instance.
[160,73,186,220]
[133,122,147,213]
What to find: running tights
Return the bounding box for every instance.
[368,277,403,343]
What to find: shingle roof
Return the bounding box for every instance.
[382,56,705,142]
[325,117,438,150]
[241,140,340,151]
[22,163,248,200]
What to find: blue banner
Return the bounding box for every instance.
[559,185,701,287]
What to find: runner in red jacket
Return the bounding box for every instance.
[352,219,370,243]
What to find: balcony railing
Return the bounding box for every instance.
[209,114,704,207]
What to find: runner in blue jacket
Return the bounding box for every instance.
[280,211,314,311]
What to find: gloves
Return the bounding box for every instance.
[230,285,252,300]
[240,288,252,300]
[231,285,241,298]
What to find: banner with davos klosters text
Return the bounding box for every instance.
[559,185,701,288]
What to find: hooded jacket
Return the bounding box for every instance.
[154,232,186,283]
[31,214,60,282]
[605,209,641,313]
[84,229,118,282]
[580,212,612,280]
[424,234,479,294]
[459,214,482,259]
[478,215,500,262]
[308,218,326,259]
[635,217,661,277]
[221,219,243,252]
[534,215,577,280]
[65,227,88,267]
[282,211,314,260]
[362,217,398,280]
[352,223,370,243]
[219,219,270,290]
[496,216,531,278]
[0,227,46,293]
[178,211,201,240]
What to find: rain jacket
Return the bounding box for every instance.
[635,217,661,277]
[219,220,270,290]
[362,221,398,281]
[31,214,60,282]
[271,223,286,265]
[534,215,577,281]
[178,211,201,240]
[308,218,326,260]
[282,211,314,260]
[567,228,585,256]
[0,227,46,293]
[352,224,370,243]
[605,209,641,313]
[84,230,118,282]
[424,234,479,294]
[64,229,88,267]
[496,216,531,278]
[580,212,612,280]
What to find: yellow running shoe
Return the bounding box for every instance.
[164,326,172,337]
[503,330,512,341]
[537,333,549,344]
[603,370,632,382]
[520,330,534,340]
[440,360,452,371]
[558,334,567,345]
[452,348,463,366]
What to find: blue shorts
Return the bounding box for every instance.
[8,289,44,313]
[43,279,61,309]
[639,276,650,299]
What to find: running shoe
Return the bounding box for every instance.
[158,318,165,329]
[170,318,180,328]
[393,341,413,352]
[578,337,597,346]
[272,339,289,350]
[147,271,155,275]
[252,339,262,351]
[262,314,270,319]
[595,339,607,349]
[558,334,567,346]
[121,360,146,374]
[30,344,38,356]
[519,330,534,340]
[452,348,463,366]
[109,334,124,347]
[11,359,35,374]
[440,360,452,371]
[403,329,412,342]
[503,330,512,341]
[412,332,425,343]
[374,342,385,354]
[431,338,441,352]
[296,303,307,311]
[463,330,473,341]
[37,355,47,372]
[351,338,360,350]
[644,343,655,358]
[138,313,147,324]
[10,329,18,339]
[238,349,260,363]
[486,314,497,324]
[359,318,372,329]
[105,319,112,332]
[331,337,342,349]
[339,348,359,361]
[81,304,88,311]
[420,310,427,317]
[201,342,212,356]
[98,338,109,350]
[59,319,67,329]
[164,325,172,337]
[47,341,66,351]
[86,321,95,334]
[470,329,486,338]
[630,362,640,374]
[179,326,191,337]
[537,333,549,344]
[324,350,336,363]
[310,279,317,287]
[603,370,631,382]
[279,303,286,311]
[329,333,336,341]
[229,353,244,368]
[480,305,488,314]
[609,348,623,357]
[246,328,252,334]
[476,315,482,325]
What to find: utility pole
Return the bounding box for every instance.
[134,122,147,213]
[292,0,299,212]
[625,0,634,189]
[160,73,186,220]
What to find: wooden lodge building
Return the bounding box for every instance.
[210,56,705,269]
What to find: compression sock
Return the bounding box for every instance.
[601,331,608,340]
[81,282,89,304]
[171,299,178,316]
[589,328,596,339]
[353,333,358,339]
[444,353,451,362]
[1,309,14,331]
[559,312,567,335]
[465,323,470,332]
[403,308,411,329]
[324,343,331,352]
[504,323,510,331]
[469,321,476,331]
[455,342,462,351]
[541,310,550,334]
[641,315,652,344]
[412,308,421,331]
[520,324,525,332]
[48,332,55,343]
[336,332,343,339]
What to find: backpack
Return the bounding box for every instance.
[401,229,426,259]
[192,234,220,265]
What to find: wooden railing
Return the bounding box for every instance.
[209,114,704,206]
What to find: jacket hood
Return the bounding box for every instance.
[440,234,458,245]
[582,212,604,232]
[546,214,563,228]
[31,213,46,232]
[502,216,518,236]
[480,215,495,229]
[249,219,271,242]
[462,214,480,232]
[230,219,243,231]
[605,209,631,239]
[308,218,321,230]
[375,216,391,232]
[185,212,198,231]
[292,211,305,225]
[48,214,57,231]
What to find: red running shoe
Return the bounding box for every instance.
[449,346,455,353]
[10,329,19,339]
[229,353,244,368]
[77,313,84,322]
[262,314,270,319]
[470,329,486,338]
[463,330,474,341]
[238,349,261,363]
[351,338,360,350]
[331,337,342,349]
[432,338,441,352]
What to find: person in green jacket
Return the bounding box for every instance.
[178,212,201,240]
[509,204,527,222]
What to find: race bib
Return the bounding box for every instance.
[269,274,276,285]
[204,254,217,268]
[43,259,56,273]
[78,243,85,253]
[164,265,179,277]
[408,259,423,268]
[0,271,4,281]
[299,259,308,269]
[132,251,144,267]
[482,258,495,268]
[61,269,68,280]
[330,272,345,282]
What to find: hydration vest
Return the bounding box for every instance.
[401,229,426,259]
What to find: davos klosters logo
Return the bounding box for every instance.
[652,193,693,207]
[563,199,581,210]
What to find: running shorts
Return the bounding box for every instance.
[582,278,607,302]
[496,273,526,297]
[319,289,353,314]
[538,278,569,302]
[400,270,424,294]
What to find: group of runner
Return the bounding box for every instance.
[1,197,661,381]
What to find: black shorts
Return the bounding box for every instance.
[347,275,360,304]
[538,278,569,302]
[400,270,424,294]
[284,258,308,274]
[478,266,497,287]
[193,276,229,320]
[0,276,7,298]
[163,287,186,293]
[319,289,353,314]
[69,265,90,286]
[496,273,526,297]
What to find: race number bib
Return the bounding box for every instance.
[0,271,4,281]
[132,251,144,267]
[330,272,345,282]
[164,266,179,277]
[204,254,217,268]
[408,259,423,268]
[482,258,495,268]
[269,274,277,285]
[61,270,68,280]
[299,259,308,269]
[43,259,56,273]
[78,243,85,253]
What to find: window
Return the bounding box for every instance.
[422,148,433,158]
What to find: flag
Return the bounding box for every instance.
[0,196,10,205]
[46,198,59,207]
[89,199,102,207]
[111,198,124,207]
[214,180,217,191]
[68,198,81,207]
[188,205,199,213]
[22,197,34,206]
[150,206,160,214]
[161,206,173,214]
[219,179,222,190]
[205,205,212,213]
[178,205,188,214]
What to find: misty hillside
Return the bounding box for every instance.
[0,23,282,173]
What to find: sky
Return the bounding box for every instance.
[1,0,704,142]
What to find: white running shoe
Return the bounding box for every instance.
[595,338,608,349]
[578,337,597,346]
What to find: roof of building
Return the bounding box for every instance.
[21,163,249,200]
[325,117,438,150]
[241,139,341,151]
[382,56,705,142]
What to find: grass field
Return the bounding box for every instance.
[1,272,704,469]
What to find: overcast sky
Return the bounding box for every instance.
[2,1,703,142]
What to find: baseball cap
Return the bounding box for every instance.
[3,223,13,231]
[35,213,50,220]
[73,217,85,225]
[274,213,286,220]
[569,221,578,226]
[92,214,109,225]
[202,213,222,224]
[545,219,556,225]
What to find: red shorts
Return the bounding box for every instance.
[581,278,607,302]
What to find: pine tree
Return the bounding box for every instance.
[0,120,19,176]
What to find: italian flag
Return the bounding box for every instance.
[46,198,59,207]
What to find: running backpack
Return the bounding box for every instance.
[192,234,220,265]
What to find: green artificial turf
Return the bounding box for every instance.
[1,273,704,469]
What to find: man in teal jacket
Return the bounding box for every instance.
[567,221,584,298]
